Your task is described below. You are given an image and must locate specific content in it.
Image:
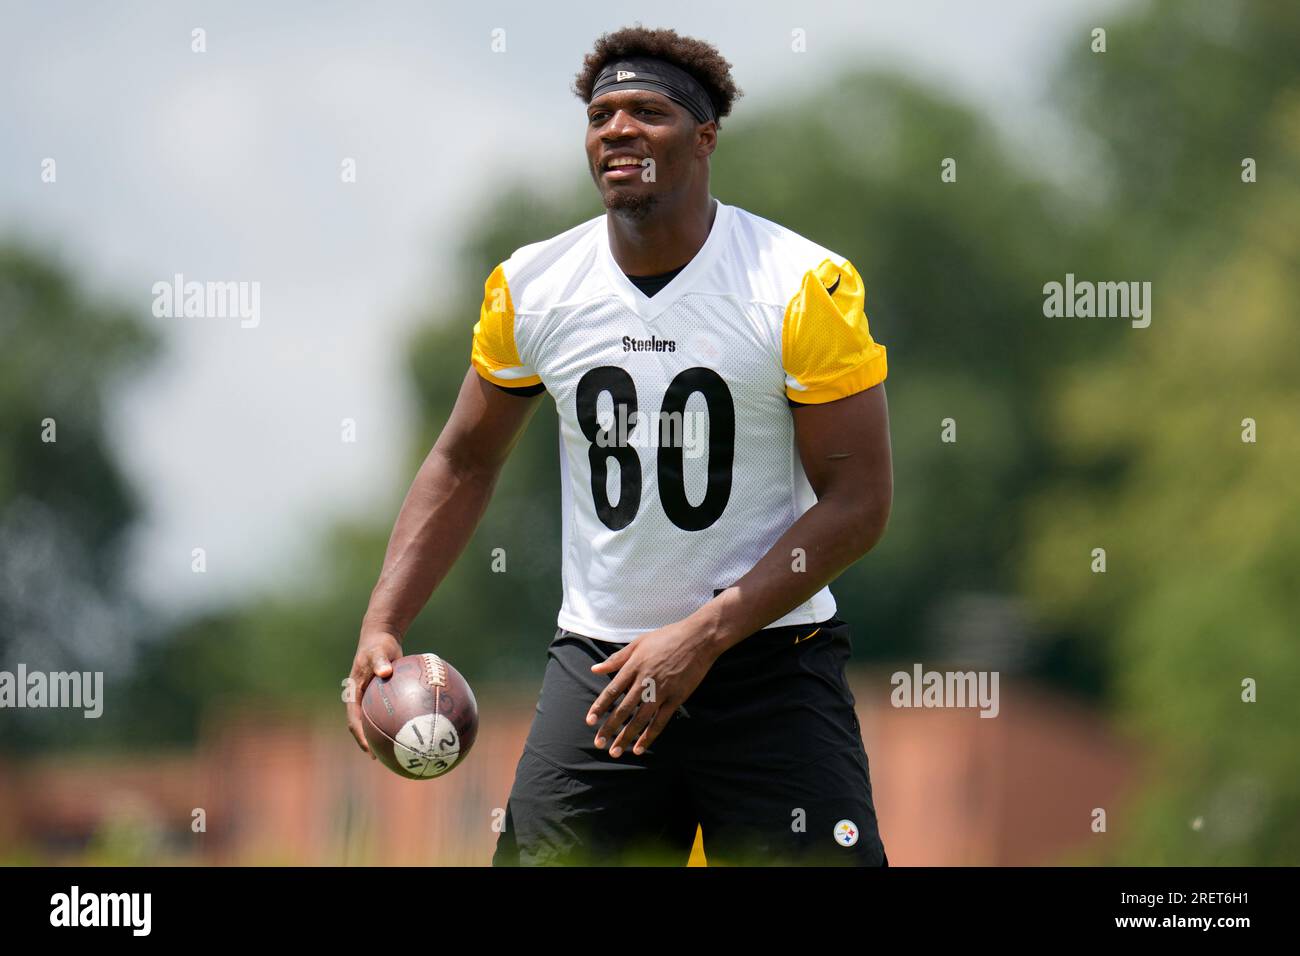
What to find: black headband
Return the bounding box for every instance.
[590,56,717,125]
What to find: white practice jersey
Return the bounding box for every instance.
[471,199,888,643]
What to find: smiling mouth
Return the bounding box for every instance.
[602,157,647,181]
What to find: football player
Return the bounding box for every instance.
[347,26,892,866]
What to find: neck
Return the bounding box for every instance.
[606,192,717,276]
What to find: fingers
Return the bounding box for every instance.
[586,666,633,727]
[606,673,658,757]
[631,707,675,756]
[345,632,401,760]
[345,656,378,758]
[587,643,672,757]
[594,686,643,755]
[345,690,374,758]
[609,699,659,758]
[346,707,372,756]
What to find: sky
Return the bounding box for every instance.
[0,0,1132,619]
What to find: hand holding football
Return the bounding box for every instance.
[361,653,479,780]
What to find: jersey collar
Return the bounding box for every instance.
[597,199,733,321]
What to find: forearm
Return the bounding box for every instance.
[690,495,887,653]
[361,446,501,640]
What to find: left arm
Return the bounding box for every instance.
[587,382,893,757]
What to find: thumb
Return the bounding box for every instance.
[370,648,394,678]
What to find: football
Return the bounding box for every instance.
[361,652,479,780]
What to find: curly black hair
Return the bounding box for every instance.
[573,25,743,128]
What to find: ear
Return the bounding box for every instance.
[696,119,718,158]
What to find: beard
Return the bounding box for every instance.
[602,187,660,220]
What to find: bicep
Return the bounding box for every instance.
[436,367,543,474]
[791,382,892,504]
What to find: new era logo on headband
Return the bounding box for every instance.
[617,70,637,81]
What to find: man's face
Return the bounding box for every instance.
[585,89,710,216]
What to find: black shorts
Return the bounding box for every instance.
[492,616,888,866]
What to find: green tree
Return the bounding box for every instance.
[1023,0,1300,863]
[0,243,158,750]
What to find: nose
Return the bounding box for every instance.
[599,108,640,139]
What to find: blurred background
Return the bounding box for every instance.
[1,0,1297,865]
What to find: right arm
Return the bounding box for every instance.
[345,367,542,755]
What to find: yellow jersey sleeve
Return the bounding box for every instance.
[782,257,887,404]
[470,263,542,390]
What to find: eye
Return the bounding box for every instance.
[588,107,659,125]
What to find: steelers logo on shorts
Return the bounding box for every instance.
[834,819,859,847]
